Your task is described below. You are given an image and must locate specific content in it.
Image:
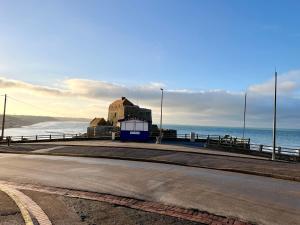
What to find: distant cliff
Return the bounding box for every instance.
[0,115,89,129]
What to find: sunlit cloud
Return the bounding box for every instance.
[248,70,300,95]
[1,70,300,128]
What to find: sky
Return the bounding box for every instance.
[1,0,300,128]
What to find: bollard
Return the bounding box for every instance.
[259,145,263,152]
[112,132,116,141]
[278,146,281,155]
[63,134,65,139]
[35,135,38,141]
[190,132,195,142]
[207,135,210,145]
[7,136,11,146]
[49,134,51,140]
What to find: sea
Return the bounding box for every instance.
[3,121,300,148]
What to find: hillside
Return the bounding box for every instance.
[0,115,90,129]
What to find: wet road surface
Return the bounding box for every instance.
[0,153,299,225]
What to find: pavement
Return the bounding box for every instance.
[1,142,299,182]
[28,140,267,159]
[0,153,299,225]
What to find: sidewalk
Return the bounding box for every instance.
[32,140,266,159]
[1,140,299,182]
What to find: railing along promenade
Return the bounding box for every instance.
[1,133,299,161]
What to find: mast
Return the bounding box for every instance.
[1,94,7,140]
[242,92,247,140]
[159,88,164,143]
[272,70,277,160]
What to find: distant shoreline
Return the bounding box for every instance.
[0,115,89,129]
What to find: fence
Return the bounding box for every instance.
[1,132,299,160]
[6,133,84,142]
[160,133,299,160]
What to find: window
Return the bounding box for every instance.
[121,120,148,132]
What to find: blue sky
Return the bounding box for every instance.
[1,0,300,127]
[1,0,300,89]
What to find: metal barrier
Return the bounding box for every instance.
[160,133,299,160]
[2,132,299,160]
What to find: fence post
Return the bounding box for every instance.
[259,145,263,152]
[35,135,38,141]
[49,134,51,140]
[7,136,11,146]
[278,146,281,155]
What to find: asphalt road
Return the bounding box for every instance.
[0,153,299,225]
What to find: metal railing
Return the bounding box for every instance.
[2,132,299,160]
[249,143,300,156]
[160,133,299,159]
[6,133,84,141]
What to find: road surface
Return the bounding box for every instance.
[0,153,299,225]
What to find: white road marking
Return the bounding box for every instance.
[0,183,52,225]
[32,146,65,153]
[0,184,52,225]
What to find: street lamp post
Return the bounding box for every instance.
[1,94,7,140]
[242,92,247,141]
[159,88,164,144]
[272,70,278,161]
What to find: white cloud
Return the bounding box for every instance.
[2,71,300,128]
[248,70,300,95]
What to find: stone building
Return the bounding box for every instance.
[89,118,108,127]
[87,117,114,137]
[107,97,152,126]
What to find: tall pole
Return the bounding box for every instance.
[159,88,164,143]
[272,70,277,161]
[1,94,7,140]
[242,92,247,140]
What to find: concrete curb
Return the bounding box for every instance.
[0,149,299,182]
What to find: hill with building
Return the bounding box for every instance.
[0,115,89,129]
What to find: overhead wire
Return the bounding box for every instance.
[7,95,65,117]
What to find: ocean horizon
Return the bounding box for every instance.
[3,121,300,148]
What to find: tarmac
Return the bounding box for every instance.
[0,152,299,225]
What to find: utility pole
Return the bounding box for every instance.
[272,70,277,161]
[242,92,247,140]
[159,88,164,144]
[1,94,7,140]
